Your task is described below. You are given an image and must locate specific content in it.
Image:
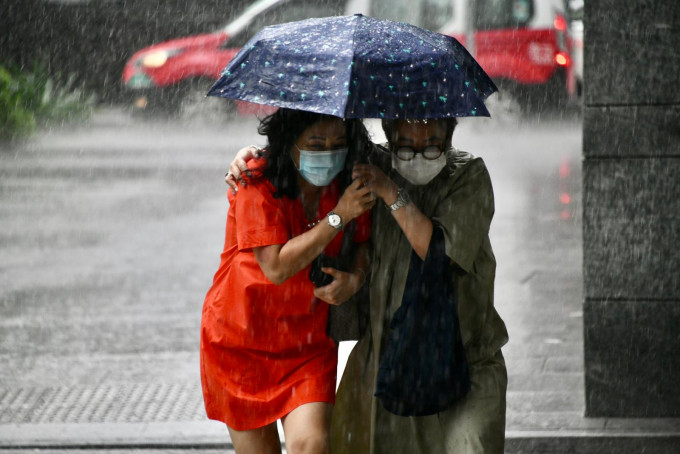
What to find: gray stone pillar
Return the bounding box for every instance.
[582,0,680,416]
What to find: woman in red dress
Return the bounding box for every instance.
[200,108,374,454]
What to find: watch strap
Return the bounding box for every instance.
[388,188,410,211]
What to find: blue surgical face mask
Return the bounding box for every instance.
[294,146,348,187]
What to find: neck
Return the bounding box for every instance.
[298,176,321,219]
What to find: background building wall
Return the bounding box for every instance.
[582,0,680,416]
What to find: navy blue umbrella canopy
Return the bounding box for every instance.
[208,14,497,119]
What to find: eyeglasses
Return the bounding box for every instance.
[394,145,444,161]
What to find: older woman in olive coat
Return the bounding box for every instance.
[331,118,508,454]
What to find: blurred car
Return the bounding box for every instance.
[122,0,347,115]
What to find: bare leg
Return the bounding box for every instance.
[282,402,333,454]
[228,421,282,454]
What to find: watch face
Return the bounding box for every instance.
[400,190,410,205]
[328,214,341,227]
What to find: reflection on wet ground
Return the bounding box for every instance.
[0,108,585,442]
[456,114,586,430]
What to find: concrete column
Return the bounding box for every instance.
[582,0,680,416]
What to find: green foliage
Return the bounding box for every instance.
[0,66,36,139]
[0,63,94,141]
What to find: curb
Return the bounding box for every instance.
[0,421,229,449]
[506,430,680,454]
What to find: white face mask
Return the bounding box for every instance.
[391,152,447,185]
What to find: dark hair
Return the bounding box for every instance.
[381,118,458,149]
[256,108,371,199]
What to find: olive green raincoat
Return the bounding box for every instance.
[331,147,509,454]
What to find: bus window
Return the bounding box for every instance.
[371,0,414,23]
[422,0,454,31]
[475,0,533,30]
[370,0,453,32]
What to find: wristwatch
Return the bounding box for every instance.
[388,187,411,211]
[326,211,344,231]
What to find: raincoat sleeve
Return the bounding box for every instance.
[233,182,289,251]
[431,158,494,273]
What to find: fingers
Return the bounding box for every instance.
[352,163,397,204]
[236,144,262,160]
[336,173,379,221]
[225,171,238,191]
[314,268,344,305]
[363,197,377,211]
[345,177,373,196]
[354,184,373,198]
[352,163,376,178]
[313,281,344,306]
[248,145,262,158]
[226,145,263,192]
[345,186,375,218]
[230,159,250,183]
[352,163,373,173]
[355,187,375,207]
[351,168,367,181]
[352,167,381,193]
[313,284,340,305]
[225,167,246,192]
[234,159,248,175]
[348,177,364,190]
[320,267,340,278]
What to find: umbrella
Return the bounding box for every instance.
[207,14,497,119]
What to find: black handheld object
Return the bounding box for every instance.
[309,219,357,287]
[309,254,345,287]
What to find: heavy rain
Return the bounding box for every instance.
[1,0,678,453]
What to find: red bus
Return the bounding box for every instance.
[366,0,575,113]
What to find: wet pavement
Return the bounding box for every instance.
[1,108,677,452]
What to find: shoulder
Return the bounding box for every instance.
[417,149,493,206]
[240,155,277,192]
[230,158,279,203]
[446,148,486,172]
[243,155,269,181]
[443,149,491,184]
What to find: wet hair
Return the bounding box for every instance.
[381,118,458,149]
[256,108,371,199]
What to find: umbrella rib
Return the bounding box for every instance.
[343,15,362,119]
